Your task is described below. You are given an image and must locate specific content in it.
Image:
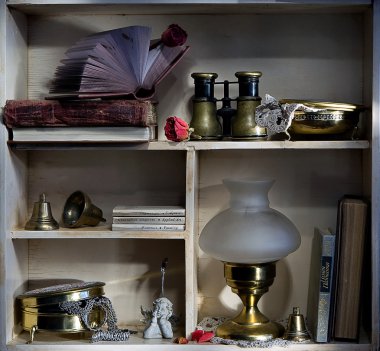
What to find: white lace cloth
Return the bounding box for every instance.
[255,94,320,138]
[197,316,311,348]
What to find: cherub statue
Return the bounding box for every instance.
[142,258,176,339]
[143,297,174,339]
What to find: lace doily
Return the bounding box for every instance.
[196,316,307,348]
[211,336,291,348]
[59,296,137,343]
[255,94,320,138]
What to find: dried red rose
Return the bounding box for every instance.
[161,24,188,47]
[190,329,215,343]
[173,336,189,344]
[164,116,191,142]
[190,329,204,342]
[198,331,215,343]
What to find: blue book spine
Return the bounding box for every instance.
[316,234,335,342]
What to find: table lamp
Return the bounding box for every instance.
[199,178,301,341]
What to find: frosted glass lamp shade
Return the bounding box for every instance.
[199,179,300,264]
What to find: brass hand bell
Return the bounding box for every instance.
[25,193,59,231]
[283,307,311,342]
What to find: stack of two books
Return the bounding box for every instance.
[4,99,158,143]
[111,206,186,231]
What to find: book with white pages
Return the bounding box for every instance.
[113,205,185,217]
[9,125,156,142]
[112,223,185,231]
[113,216,185,224]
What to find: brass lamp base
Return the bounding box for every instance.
[217,262,283,341]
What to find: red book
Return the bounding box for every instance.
[3,99,157,128]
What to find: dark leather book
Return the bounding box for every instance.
[3,99,157,128]
[330,196,368,341]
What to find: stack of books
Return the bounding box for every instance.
[4,24,190,144]
[112,205,186,231]
[4,99,158,143]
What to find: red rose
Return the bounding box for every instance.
[198,332,214,343]
[190,329,215,343]
[161,24,187,47]
[191,329,204,342]
[164,116,190,142]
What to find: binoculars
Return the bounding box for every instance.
[189,71,267,140]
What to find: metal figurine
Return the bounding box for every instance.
[143,258,174,339]
[143,297,174,339]
[160,257,168,297]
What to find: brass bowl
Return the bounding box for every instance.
[288,110,359,136]
[280,100,364,139]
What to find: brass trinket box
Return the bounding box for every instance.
[16,281,105,343]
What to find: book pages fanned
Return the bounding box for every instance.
[49,25,189,100]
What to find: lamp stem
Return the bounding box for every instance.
[216,262,285,341]
[233,291,269,325]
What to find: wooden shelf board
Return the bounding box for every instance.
[7,140,370,151]
[7,331,373,350]
[6,1,372,16]
[189,140,370,150]
[11,225,188,239]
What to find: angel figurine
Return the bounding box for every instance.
[142,258,175,339]
[143,297,174,339]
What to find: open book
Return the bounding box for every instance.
[49,25,189,100]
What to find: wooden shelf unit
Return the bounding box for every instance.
[0,1,379,350]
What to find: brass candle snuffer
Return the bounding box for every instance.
[189,71,267,140]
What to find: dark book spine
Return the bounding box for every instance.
[3,100,157,128]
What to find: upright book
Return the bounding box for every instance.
[307,227,336,343]
[331,196,368,341]
[49,25,189,100]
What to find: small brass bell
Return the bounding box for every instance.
[25,193,59,230]
[62,191,106,228]
[283,307,311,342]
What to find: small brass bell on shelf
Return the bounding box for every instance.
[283,307,311,342]
[62,191,106,228]
[25,193,59,231]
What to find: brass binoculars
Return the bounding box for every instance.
[189,71,267,140]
